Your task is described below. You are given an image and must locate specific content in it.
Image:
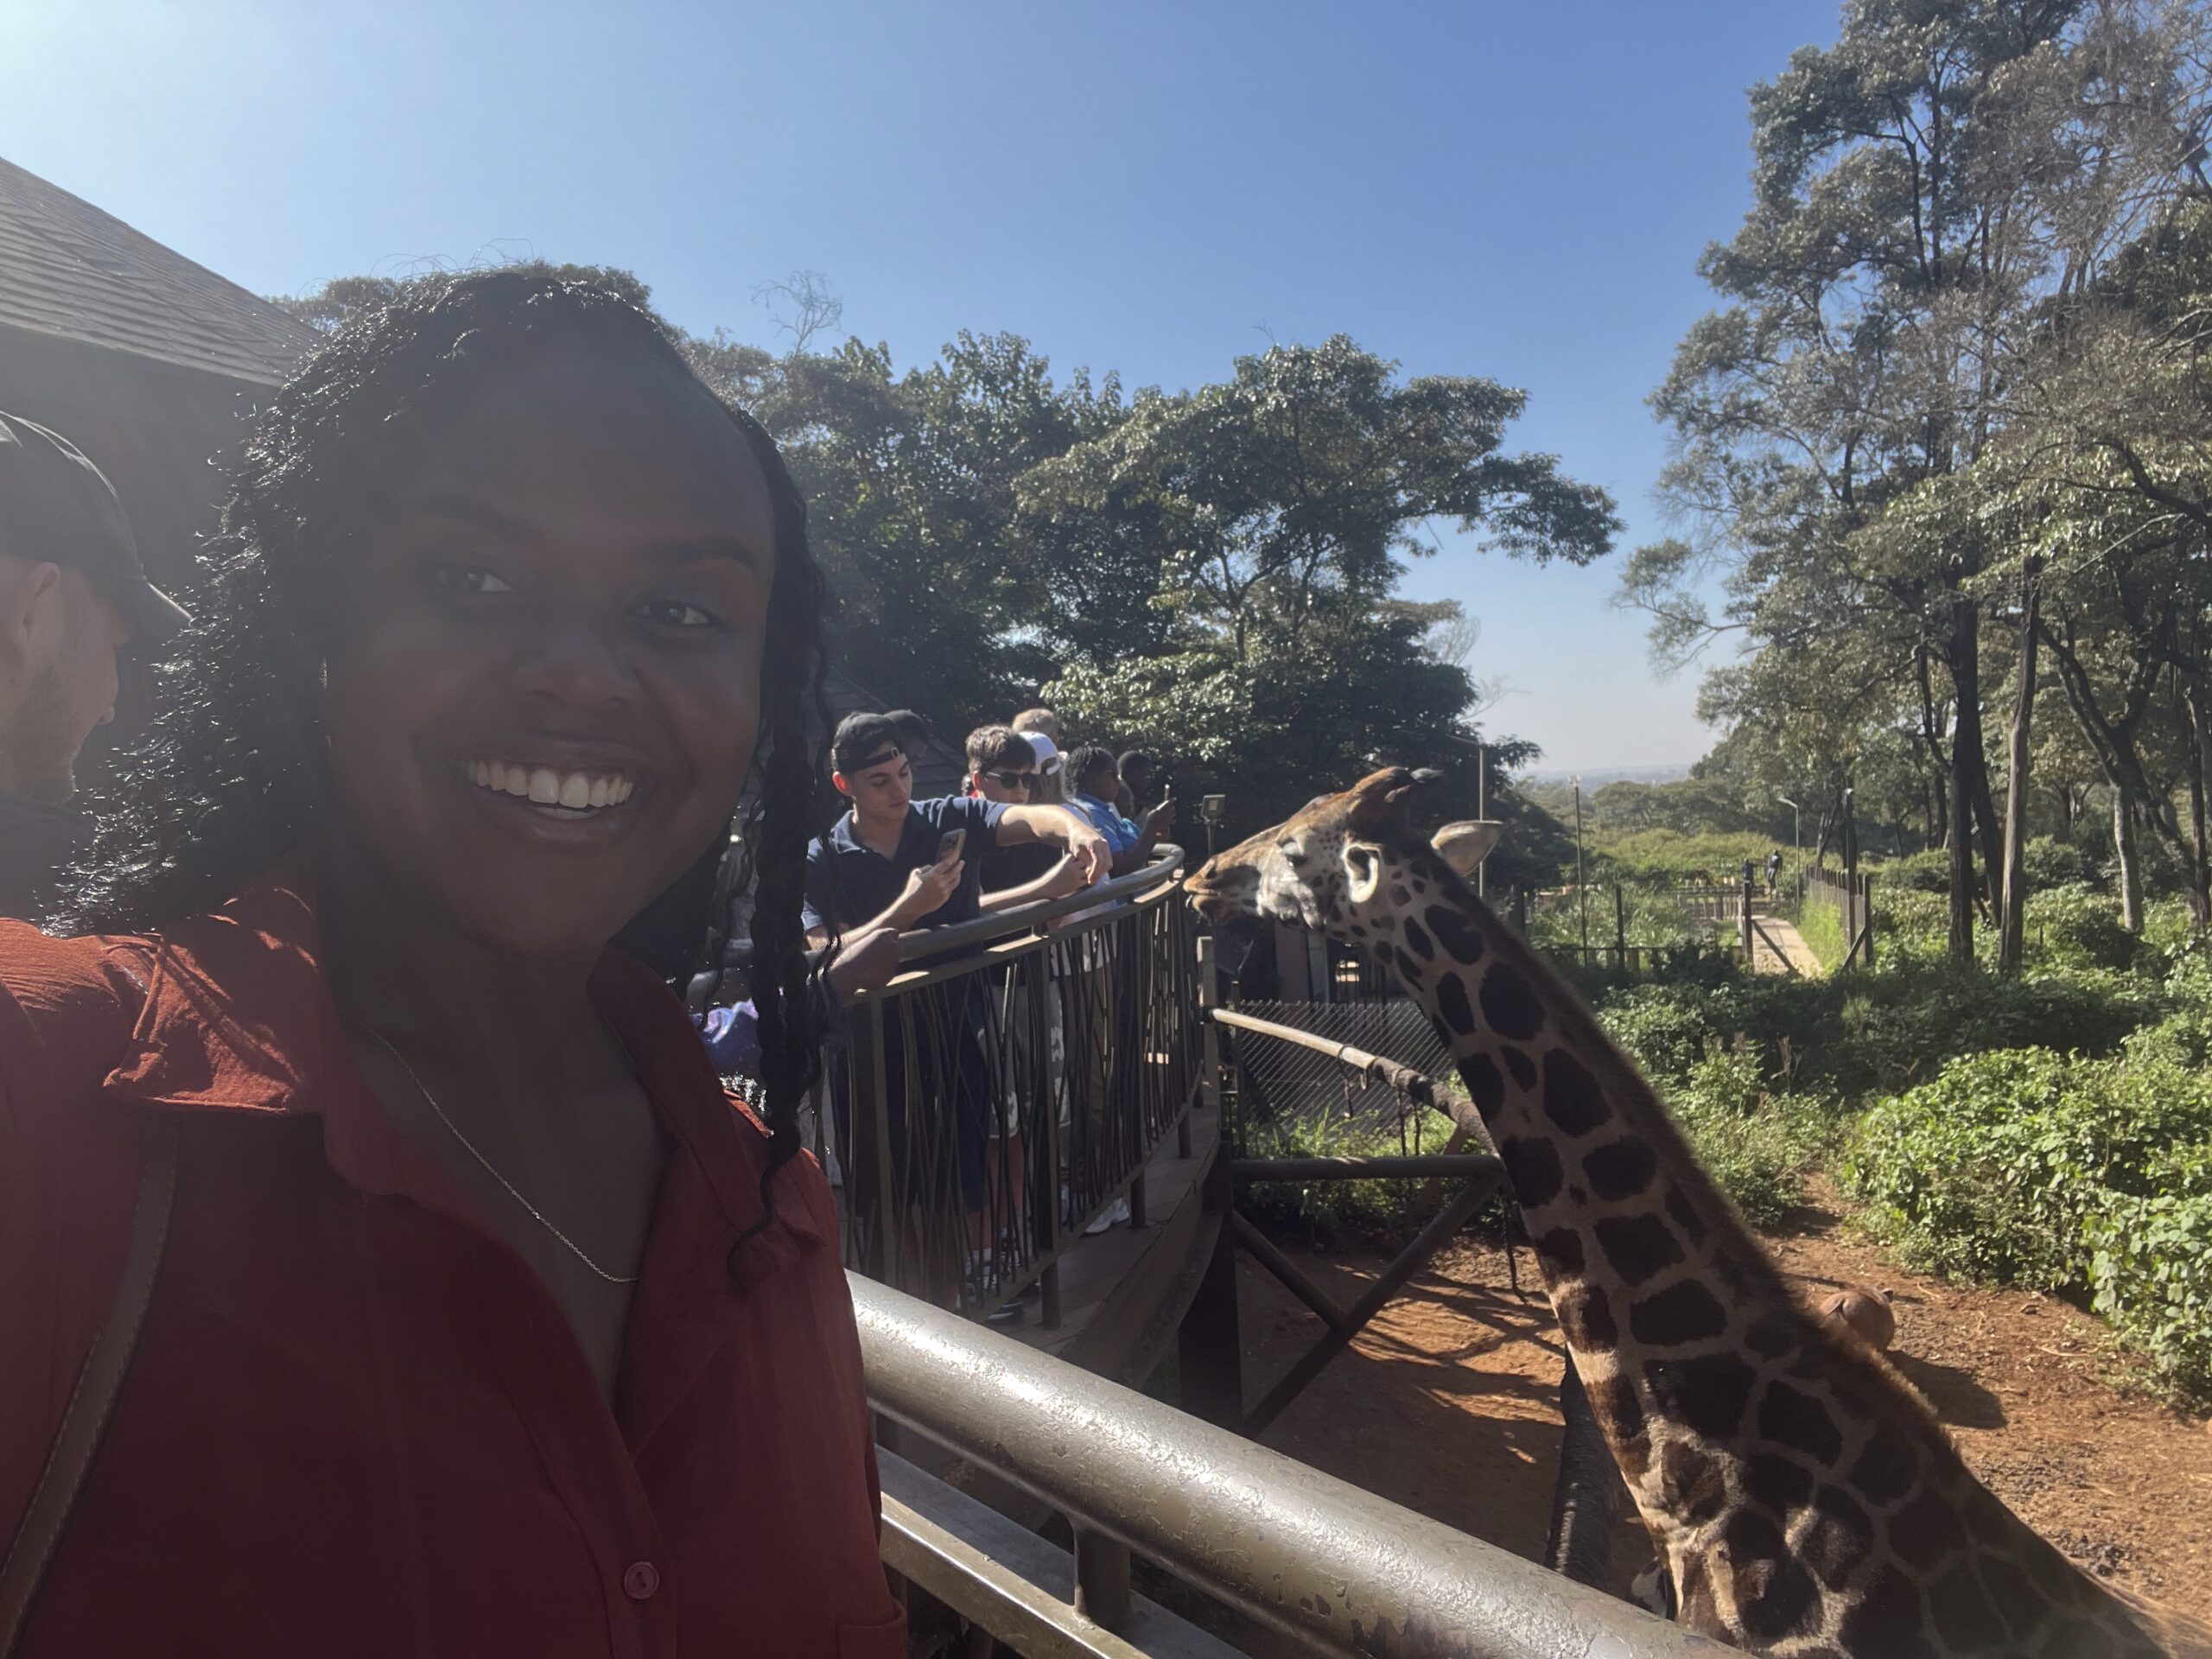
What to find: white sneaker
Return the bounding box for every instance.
[1084,1196,1132,1236]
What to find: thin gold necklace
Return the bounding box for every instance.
[354,1025,639,1286]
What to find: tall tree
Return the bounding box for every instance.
[1635,0,2211,959]
[1020,337,1619,832]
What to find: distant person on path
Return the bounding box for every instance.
[1064,745,1176,877]
[1766,849,1783,892]
[0,411,188,919]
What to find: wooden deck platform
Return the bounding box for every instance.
[1001,1096,1223,1387]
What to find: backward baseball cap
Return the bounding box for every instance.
[0,410,190,643]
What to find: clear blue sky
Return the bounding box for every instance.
[0,0,1840,773]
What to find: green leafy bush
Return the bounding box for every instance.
[2024,836,2099,891]
[2024,883,2139,971]
[2087,1192,2212,1399]
[1664,1044,1839,1230]
[1844,1046,2212,1399]
[1586,830,1786,884]
[1878,849,1953,893]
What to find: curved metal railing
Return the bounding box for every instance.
[855,1273,1719,1658]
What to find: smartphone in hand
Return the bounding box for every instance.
[935,829,967,866]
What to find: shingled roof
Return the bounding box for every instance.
[0,156,315,385]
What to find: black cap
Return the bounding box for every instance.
[0,411,190,643]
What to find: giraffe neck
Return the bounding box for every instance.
[1347,845,2158,1655]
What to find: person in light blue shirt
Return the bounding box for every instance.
[1063,745,1176,875]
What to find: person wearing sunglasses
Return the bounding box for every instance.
[963,723,1087,911]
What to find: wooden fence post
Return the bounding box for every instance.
[1613,884,1626,970]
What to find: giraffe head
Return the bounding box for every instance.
[1184,766,1498,936]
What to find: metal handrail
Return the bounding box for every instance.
[877,842,1188,968]
[852,1274,1720,1659]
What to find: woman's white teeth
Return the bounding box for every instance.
[467,761,634,812]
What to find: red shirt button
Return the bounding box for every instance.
[622,1561,659,1601]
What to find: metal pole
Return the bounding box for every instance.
[1072,1529,1132,1630]
[1476,743,1488,900]
[1573,777,1587,955]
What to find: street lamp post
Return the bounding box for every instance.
[1475,744,1488,899]
[1777,796,1801,863]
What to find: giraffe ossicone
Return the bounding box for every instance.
[1187,767,2209,1659]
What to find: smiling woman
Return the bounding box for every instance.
[0,275,906,1658]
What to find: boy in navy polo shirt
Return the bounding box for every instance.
[802,714,1106,944]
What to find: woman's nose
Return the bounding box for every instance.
[514,620,636,709]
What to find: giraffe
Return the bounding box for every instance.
[1185,768,2210,1659]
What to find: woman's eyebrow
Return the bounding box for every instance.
[398,496,533,539]
[639,536,763,570]
[396,499,762,570]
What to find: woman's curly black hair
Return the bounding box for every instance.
[61,270,830,1237]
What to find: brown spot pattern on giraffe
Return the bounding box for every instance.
[1656,1440,1730,1526]
[1888,1487,1967,1562]
[1643,1351,1757,1440]
[1558,1283,1618,1351]
[1592,1212,1683,1285]
[1499,1046,1536,1089]
[1727,1510,1822,1643]
[1838,1565,1936,1659]
[1541,1049,1611,1135]
[1433,971,1476,1038]
[1745,1451,1815,1513]
[1802,1484,1876,1590]
[1663,1182,1709,1244]
[1846,1422,1920,1507]
[1478,963,1544,1040]
[1927,1560,2011,1651]
[1498,1136,1563,1206]
[1533,1226,1583,1274]
[1458,1052,1504,1118]
[1757,1379,1844,1465]
[1628,1279,1728,1344]
[1424,904,1486,963]
[1582,1135,1657,1200]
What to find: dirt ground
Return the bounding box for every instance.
[1238,1179,2212,1623]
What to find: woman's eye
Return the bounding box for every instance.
[431,564,515,597]
[635,598,720,629]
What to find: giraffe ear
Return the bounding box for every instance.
[1432,820,1503,880]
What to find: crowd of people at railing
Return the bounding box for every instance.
[677,697,1190,1318]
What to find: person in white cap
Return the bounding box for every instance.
[0,411,190,918]
[1020,728,1068,804]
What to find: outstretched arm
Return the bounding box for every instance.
[992,804,1111,886]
